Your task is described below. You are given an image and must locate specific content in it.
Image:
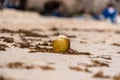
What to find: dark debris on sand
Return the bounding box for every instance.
[79,60,110,68]
[0,36,14,43]
[117,51,120,54]
[111,43,120,47]
[0,29,48,38]
[18,29,48,38]
[15,42,31,48]
[0,62,55,70]
[69,66,83,71]
[29,46,54,53]
[0,75,6,80]
[93,70,110,79]
[62,49,92,55]
[69,66,91,73]
[113,74,120,80]
[4,62,35,69]
[89,55,112,60]
[0,28,16,33]
[39,65,55,70]
[29,46,92,56]
[91,60,109,67]
[49,27,58,31]
[0,44,9,51]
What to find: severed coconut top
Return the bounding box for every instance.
[57,35,69,39]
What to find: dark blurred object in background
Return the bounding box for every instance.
[1,0,120,20]
[0,0,27,10]
[43,1,61,15]
[42,1,65,17]
[51,6,65,17]
[19,0,27,10]
[0,0,4,9]
[3,0,18,9]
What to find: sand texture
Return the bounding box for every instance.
[0,9,120,80]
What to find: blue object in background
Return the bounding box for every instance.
[52,10,63,17]
[102,5,117,23]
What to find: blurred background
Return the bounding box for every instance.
[0,0,120,24]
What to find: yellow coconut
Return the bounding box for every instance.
[52,35,70,52]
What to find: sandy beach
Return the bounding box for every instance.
[0,9,120,80]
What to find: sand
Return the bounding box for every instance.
[0,9,120,80]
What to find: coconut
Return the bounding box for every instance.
[52,35,70,52]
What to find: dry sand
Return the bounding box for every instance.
[0,9,120,80]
